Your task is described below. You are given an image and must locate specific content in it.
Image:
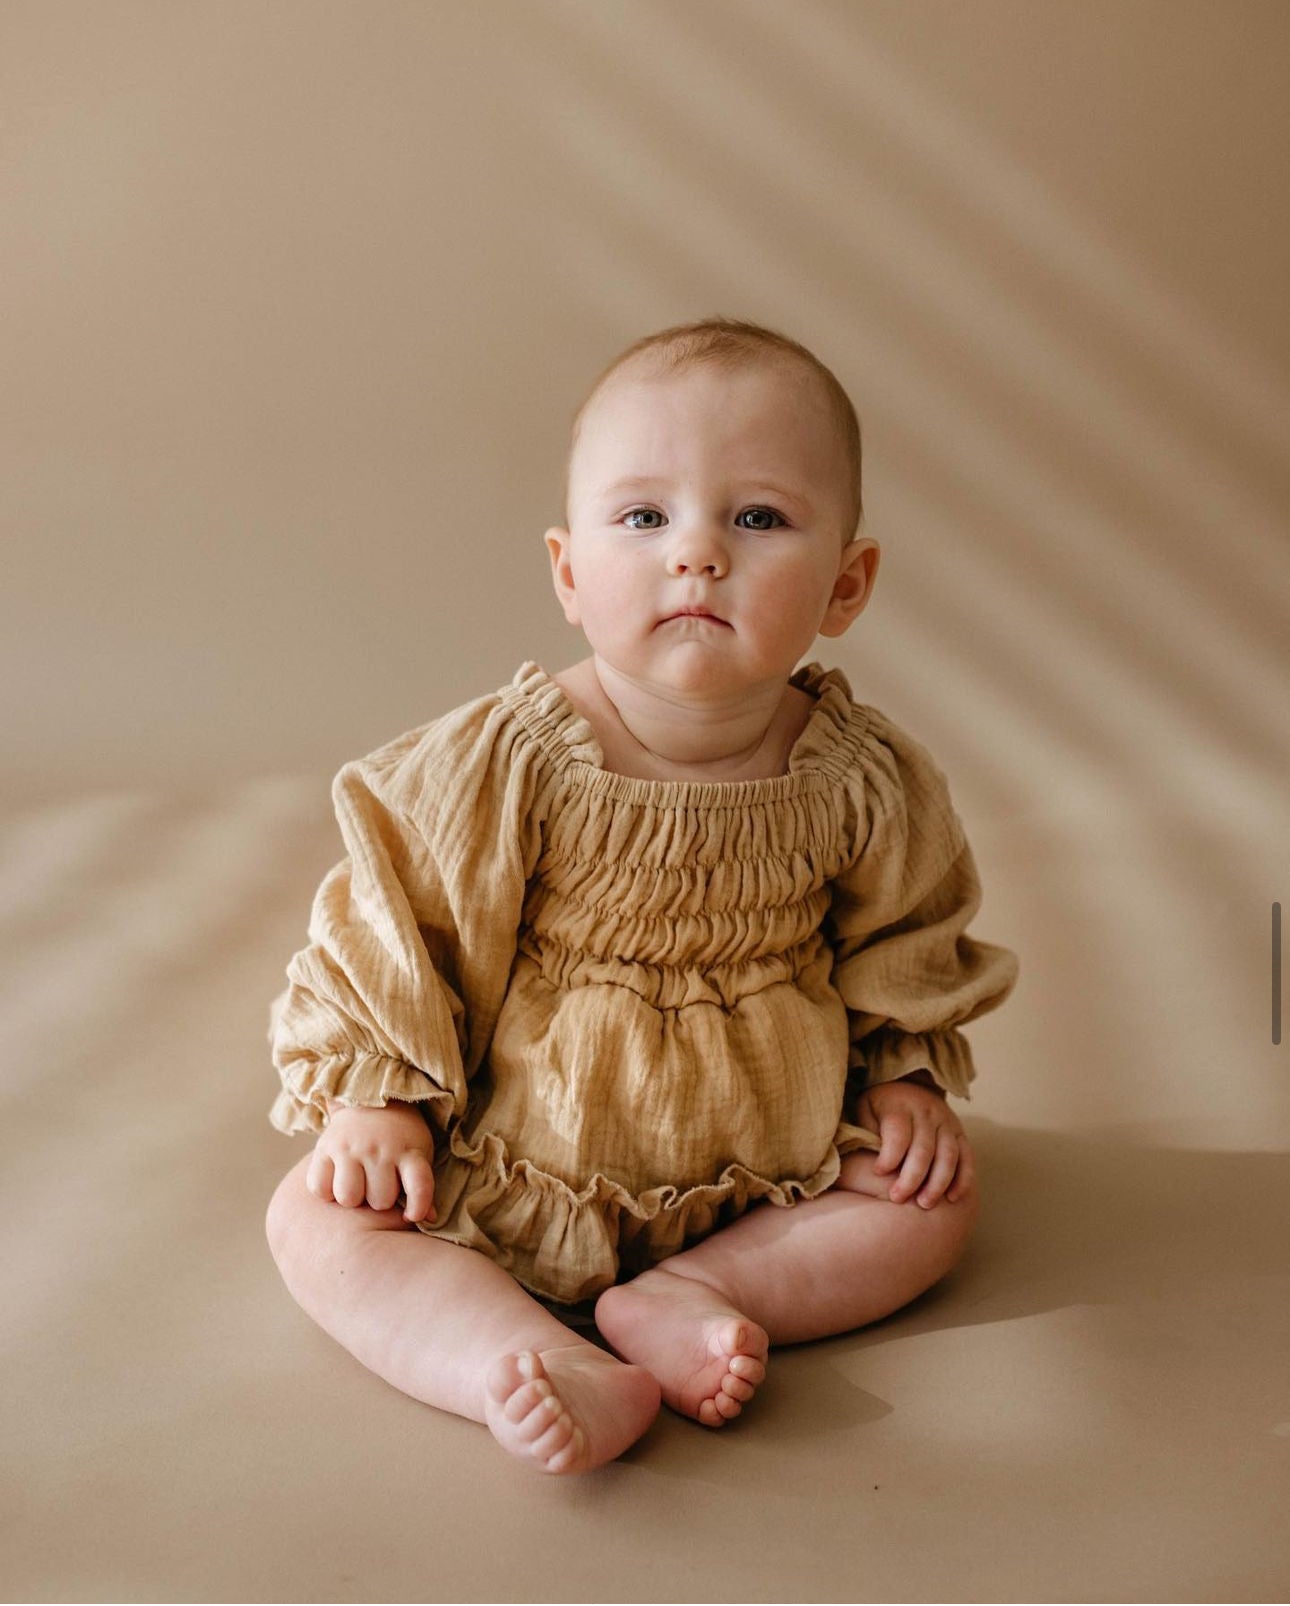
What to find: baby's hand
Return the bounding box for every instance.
[307,1100,437,1223]
[855,1075,975,1209]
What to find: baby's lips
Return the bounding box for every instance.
[660,609,730,626]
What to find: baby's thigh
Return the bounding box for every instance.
[265,1152,414,1267]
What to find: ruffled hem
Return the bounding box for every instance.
[416,1116,881,1305]
[857,1027,976,1100]
[269,1052,459,1136]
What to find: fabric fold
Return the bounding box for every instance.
[422,1111,881,1305]
[270,1051,459,1136]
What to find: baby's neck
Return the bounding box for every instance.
[554,656,814,783]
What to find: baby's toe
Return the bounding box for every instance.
[729,1353,766,1384]
[527,1405,578,1463]
[721,1374,756,1404]
[714,1319,750,1358]
[486,1349,538,1406]
[511,1386,564,1442]
[486,1350,571,1443]
[545,1423,587,1474]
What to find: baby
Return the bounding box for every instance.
[265,316,1019,1474]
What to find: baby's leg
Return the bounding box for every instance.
[266,1155,660,1473]
[595,1152,977,1423]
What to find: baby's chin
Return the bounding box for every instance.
[595,642,788,701]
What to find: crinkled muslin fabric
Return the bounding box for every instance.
[269,661,1018,1304]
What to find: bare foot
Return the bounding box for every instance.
[484,1344,661,1474]
[595,1269,769,1427]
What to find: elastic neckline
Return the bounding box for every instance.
[502,660,871,809]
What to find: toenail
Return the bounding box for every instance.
[518,1351,538,1380]
[532,1379,552,1400]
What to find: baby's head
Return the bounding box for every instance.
[563,318,864,542]
[545,318,880,693]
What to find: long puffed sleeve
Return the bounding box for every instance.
[824,711,1019,1099]
[268,693,547,1136]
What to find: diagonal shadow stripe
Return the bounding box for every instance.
[714,0,1290,470]
[535,0,1288,604]
[506,2,1289,807]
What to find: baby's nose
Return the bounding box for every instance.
[666,525,729,576]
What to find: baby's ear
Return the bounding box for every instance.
[544,525,580,626]
[819,539,880,637]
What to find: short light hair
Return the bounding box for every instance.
[564,317,863,542]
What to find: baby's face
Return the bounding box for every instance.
[546,358,877,700]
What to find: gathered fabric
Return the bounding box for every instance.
[269,660,1018,1304]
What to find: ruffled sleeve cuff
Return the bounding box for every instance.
[854,1026,976,1100]
[269,1051,460,1136]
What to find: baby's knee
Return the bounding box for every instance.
[835,1151,980,1269]
[932,1186,980,1273]
[265,1152,418,1272]
[265,1155,315,1266]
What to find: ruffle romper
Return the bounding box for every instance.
[269,661,1018,1304]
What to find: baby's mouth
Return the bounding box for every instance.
[661,609,730,627]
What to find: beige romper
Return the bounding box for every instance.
[269,660,1018,1305]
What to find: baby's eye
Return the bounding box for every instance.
[736,507,786,531]
[622,508,666,531]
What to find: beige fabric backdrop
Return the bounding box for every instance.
[3,3,1288,1601]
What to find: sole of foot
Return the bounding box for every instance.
[595,1271,770,1427]
[484,1345,661,1474]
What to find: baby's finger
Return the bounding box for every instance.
[306,1149,336,1203]
[874,1108,912,1175]
[364,1157,401,1213]
[889,1130,936,1201]
[331,1153,367,1209]
[916,1129,960,1209]
[947,1138,978,1202]
[399,1152,437,1223]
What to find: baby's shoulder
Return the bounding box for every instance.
[845,705,967,877]
[335,682,521,819]
[845,701,953,793]
[362,686,507,766]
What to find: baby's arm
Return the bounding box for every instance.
[854,1073,975,1210]
[307,1100,438,1223]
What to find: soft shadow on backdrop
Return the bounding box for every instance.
[3,2,1287,1601]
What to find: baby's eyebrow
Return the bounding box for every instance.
[600,476,669,496]
[747,484,814,514]
[598,476,813,512]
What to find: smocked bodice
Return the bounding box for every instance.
[498,661,872,1007]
